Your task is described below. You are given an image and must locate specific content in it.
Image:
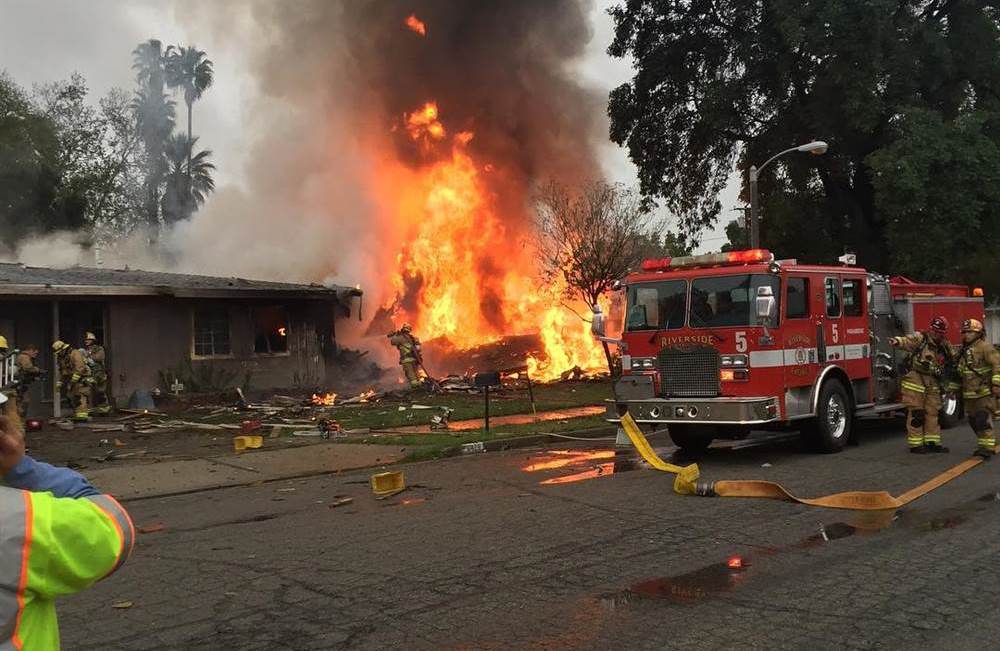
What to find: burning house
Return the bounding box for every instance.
[193,1,615,383]
[0,262,361,417]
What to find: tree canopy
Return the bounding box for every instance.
[609,0,1000,297]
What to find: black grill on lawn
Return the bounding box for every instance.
[657,346,720,397]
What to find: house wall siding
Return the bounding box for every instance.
[1,296,339,414]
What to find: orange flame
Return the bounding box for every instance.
[405,14,426,36]
[405,102,446,148]
[373,101,608,381]
[311,392,337,406]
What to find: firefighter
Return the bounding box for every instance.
[956,318,1000,458]
[14,343,43,419]
[53,340,91,422]
[0,409,134,650]
[0,336,21,427]
[84,331,111,415]
[890,316,955,453]
[388,324,424,390]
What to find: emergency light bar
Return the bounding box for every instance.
[641,249,774,272]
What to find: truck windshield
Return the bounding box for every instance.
[625,279,687,332]
[690,274,780,328]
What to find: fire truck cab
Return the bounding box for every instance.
[594,249,985,452]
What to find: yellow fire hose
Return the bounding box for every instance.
[619,412,984,511]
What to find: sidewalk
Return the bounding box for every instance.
[85,443,412,501]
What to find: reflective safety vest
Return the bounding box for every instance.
[0,488,134,650]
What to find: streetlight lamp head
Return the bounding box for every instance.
[797,140,828,155]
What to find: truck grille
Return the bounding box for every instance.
[657,346,720,397]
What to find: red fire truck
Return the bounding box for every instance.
[592,249,985,452]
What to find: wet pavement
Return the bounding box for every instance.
[60,417,1000,650]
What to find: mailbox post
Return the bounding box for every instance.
[474,371,501,434]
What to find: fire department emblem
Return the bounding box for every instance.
[794,348,807,364]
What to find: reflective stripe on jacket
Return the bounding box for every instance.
[894,332,954,394]
[957,338,1000,399]
[0,488,133,650]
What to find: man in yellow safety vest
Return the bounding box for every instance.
[0,397,134,650]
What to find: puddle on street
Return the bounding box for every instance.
[600,489,998,612]
[601,561,750,611]
[522,450,620,485]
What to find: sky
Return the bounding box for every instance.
[0,0,733,253]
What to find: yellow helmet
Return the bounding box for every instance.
[84,331,97,342]
[52,340,70,353]
[961,318,985,334]
[400,323,412,332]
[0,335,7,349]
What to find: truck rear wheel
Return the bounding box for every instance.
[668,425,714,453]
[807,380,853,453]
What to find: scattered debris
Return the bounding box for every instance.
[233,435,263,452]
[329,497,354,509]
[371,470,406,498]
[430,407,454,430]
[111,601,133,609]
[138,523,165,534]
[761,463,772,468]
[240,419,262,434]
[461,441,486,454]
[114,438,126,448]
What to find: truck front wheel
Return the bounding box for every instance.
[807,380,853,453]
[668,425,714,453]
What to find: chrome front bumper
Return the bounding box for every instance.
[606,396,780,426]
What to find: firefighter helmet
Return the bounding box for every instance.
[400,323,412,333]
[961,318,984,334]
[930,316,949,334]
[84,331,97,342]
[52,340,70,353]
[0,335,7,350]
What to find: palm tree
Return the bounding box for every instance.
[164,46,213,183]
[132,39,175,229]
[161,134,215,224]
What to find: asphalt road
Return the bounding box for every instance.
[60,418,1000,650]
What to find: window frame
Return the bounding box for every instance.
[688,274,781,329]
[785,276,811,320]
[191,307,234,359]
[252,306,291,357]
[824,277,842,318]
[842,277,865,317]
[625,279,689,332]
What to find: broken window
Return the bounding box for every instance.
[253,306,289,354]
[193,308,231,357]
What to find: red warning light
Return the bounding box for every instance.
[726,556,745,569]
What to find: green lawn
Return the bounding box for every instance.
[323,380,612,431]
[350,413,613,462]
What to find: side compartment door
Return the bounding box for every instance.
[782,275,819,418]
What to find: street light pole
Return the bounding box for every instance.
[749,164,760,248]
[748,140,828,249]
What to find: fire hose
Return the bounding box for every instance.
[618,412,984,511]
